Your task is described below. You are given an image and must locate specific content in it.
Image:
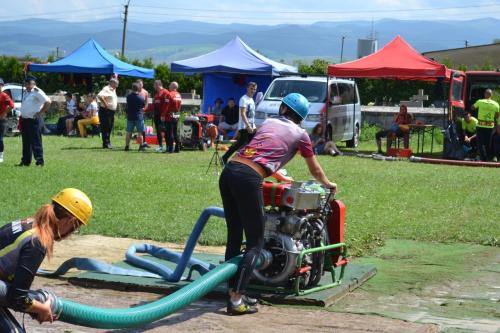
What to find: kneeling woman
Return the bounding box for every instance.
[0,188,92,331]
[219,93,337,315]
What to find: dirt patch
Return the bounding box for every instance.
[22,235,440,333]
[18,277,438,333]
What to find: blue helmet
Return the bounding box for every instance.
[282,93,309,121]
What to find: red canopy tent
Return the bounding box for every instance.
[328,36,451,81]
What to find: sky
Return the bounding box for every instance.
[0,0,499,24]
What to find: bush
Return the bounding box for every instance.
[360,122,382,142]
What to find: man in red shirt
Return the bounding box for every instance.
[0,78,15,163]
[163,82,182,153]
[153,80,169,152]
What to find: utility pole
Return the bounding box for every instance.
[121,0,131,58]
[56,47,59,59]
[465,40,469,48]
[340,36,346,63]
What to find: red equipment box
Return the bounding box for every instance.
[387,148,412,158]
[262,181,291,207]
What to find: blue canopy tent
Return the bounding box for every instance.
[28,39,154,78]
[171,36,297,113]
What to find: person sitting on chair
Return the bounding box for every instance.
[77,94,99,137]
[56,92,76,136]
[218,97,239,138]
[209,98,224,125]
[375,105,413,154]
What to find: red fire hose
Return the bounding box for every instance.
[409,156,500,168]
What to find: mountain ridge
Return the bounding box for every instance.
[0,18,498,63]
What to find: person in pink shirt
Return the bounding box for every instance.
[219,93,337,315]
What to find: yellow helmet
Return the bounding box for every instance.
[52,188,93,225]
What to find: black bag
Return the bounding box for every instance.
[442,122,465,160]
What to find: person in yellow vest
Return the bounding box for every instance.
[458,111,478,156]
[471,89,499,161]
[0,188,92,331]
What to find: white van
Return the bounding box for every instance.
[255,76,361,147]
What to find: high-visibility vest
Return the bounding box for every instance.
[474,99,499,128]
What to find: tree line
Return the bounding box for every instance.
[0,55,495,106]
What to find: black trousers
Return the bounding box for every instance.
[0,119,6,153]
[21,117,43,166]
[98,108,115,147]
[476,127,493,161]
[0,308,24,333]
[222,129,254,163]
[56,115,72,135]
[492,132,500,160]
[219,162,265,294]
[154,112,164,147]
[165,118,179,152]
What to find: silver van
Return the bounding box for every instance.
[255,76,361,147]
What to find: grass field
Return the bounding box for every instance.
[0,135,498,255]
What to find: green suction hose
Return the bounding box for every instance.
[54,256,240,329]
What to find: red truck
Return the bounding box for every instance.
[448,70,500,120]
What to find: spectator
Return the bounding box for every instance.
[209,98,223,125]
[457,111,478,156]
[153,80,169,152]
[56,92,76,136]
[310,123,342,156]
[67,94,84,136]
[375,105,413,154]
[97,78,118,149]
[471,89,499,161]
[0,78,15,163]
[18,75,51,167]
[222,82,257,164]
[77,94,99,137]
[137,79,150,147]
[218,98,239,137]
[125,82,146,151]
[164,81,182,153]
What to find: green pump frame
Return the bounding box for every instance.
[249,242,347,296]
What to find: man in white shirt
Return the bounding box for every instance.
[222,82,257,164]
[97,78,119,149]
[18,75,51,167]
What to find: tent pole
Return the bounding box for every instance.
[442,77,447,129]
[325,76,329,140]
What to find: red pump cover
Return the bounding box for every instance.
[262,182,290,207]
[327,200,346,264]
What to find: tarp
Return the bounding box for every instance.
[171,36,297,76]
[202,73,272,114]
[328,36,451,81]
[171,36,297,113]
[28,39,154,79]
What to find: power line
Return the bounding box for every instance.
[132,2,500,14]
[127,9,500,22]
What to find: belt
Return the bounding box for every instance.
[231,156,267,178]
[478,120,494,127]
